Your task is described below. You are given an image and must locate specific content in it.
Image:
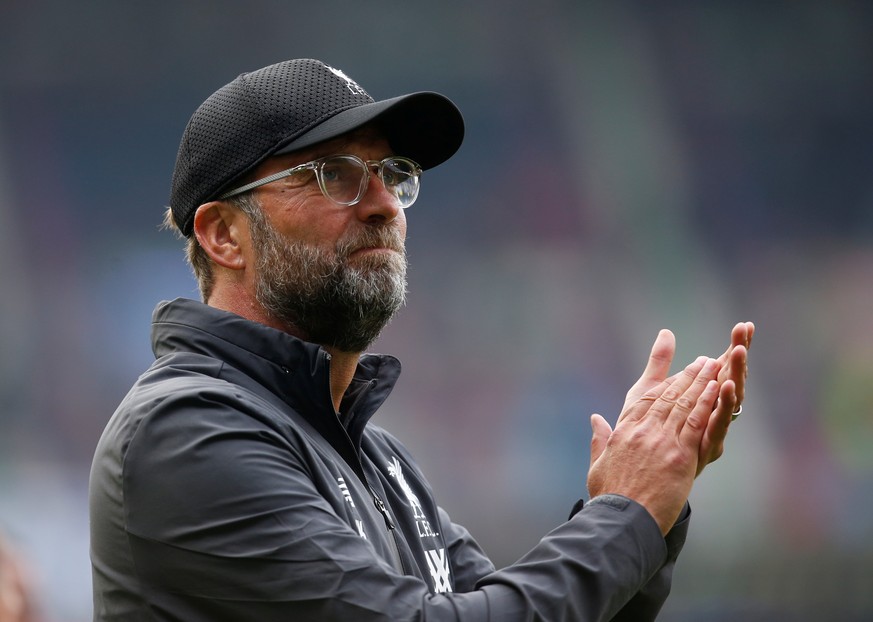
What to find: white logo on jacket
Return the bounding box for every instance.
[387,457,450,591]
[387,456,439,538]
[425,548,452,593]
[337,477,367,539]
[387,457,425,519]
[337,477,355,508]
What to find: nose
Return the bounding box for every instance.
[354,170,402,224]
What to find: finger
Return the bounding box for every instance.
[744,321,755,350]
[733,321,755,355]
[731,322,747,348]
[717,322,752,369]
[645,355,708,425]
[713,371,739,422]
[618,380,670,425]
[717,323,750,383]
[724,344,746,404]
[638,329,676,387]
[712,322,754,418]
[589,413,613,465]
[720,379,737,424]
[715,340,745,386]
[730,343,748,396]
[664,357,720,432]
[619,329,677,422]
[680,379,721,450]
[697,380,736,475]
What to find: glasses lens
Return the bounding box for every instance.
[316,155,421,208]
[318,156,368,205]
[381,158,420,208]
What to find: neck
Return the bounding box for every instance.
[206,289,362,413]
[323,347,361,414]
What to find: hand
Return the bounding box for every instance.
[588,356,721,535]
[618,323,755,476]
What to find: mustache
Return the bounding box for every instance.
[336,225,406,258]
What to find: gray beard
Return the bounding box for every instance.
[249,212,407,353]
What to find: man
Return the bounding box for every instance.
[89,58,753,621]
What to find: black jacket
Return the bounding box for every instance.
[89,298,688,621]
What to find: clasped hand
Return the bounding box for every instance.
[586,323,754,535]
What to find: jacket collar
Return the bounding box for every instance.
[150,298,401,444]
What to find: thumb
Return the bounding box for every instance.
[640,329,676,385]
[590,413,613,464]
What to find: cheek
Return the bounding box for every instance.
[396,210,408,239]
[269,200,346,246]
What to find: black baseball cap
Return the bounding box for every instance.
[170,59,465,236]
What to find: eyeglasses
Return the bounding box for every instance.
[218,154,422,208]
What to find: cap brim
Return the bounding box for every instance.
[274,92,464,170]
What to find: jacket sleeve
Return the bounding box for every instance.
[119,391,683,621]
[438,500,689,621]
[437,507,496,592]
[608,504,689,622]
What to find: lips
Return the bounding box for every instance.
[341,227,405,259]
[348,246,397,259]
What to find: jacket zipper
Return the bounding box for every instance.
[325,352,408,575]
[372,492,395,530]
[372,490,407,574]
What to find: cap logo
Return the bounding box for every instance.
[327,65,368,96]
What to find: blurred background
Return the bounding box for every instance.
[1,1,872,620]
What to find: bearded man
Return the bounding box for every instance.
[89,59,753,622]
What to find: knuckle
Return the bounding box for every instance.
[616,426,649,451]
[662,389,681,403]
[676,396,695,411]
[683,414,705,432]
[640,390,660,403]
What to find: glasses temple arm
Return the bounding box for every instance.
[217,164,309,200]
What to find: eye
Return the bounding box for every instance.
[320,163,338,183]
[381,169,398,186]
[381,159,415,186]
[320,159,357,185]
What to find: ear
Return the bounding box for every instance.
[192,201,249,271]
